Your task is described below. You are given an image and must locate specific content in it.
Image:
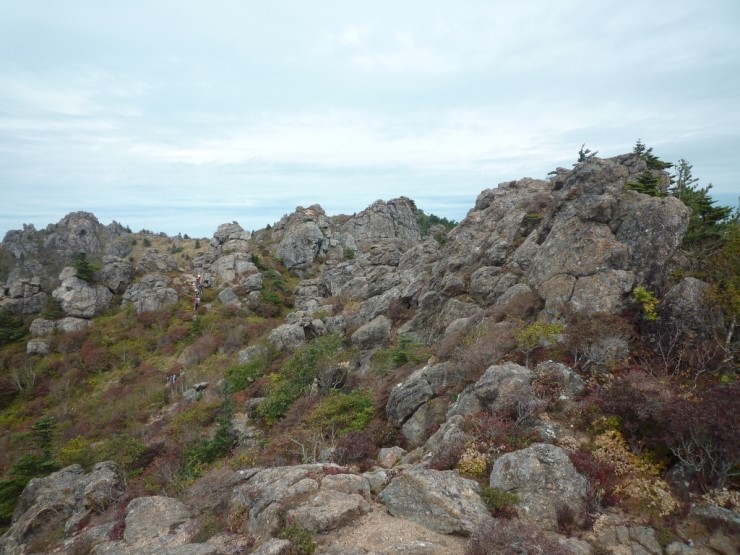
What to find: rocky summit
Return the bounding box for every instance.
[0,153,737,555]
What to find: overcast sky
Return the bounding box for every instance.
[1,1,738,240]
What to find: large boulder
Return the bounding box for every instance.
[284,489,371,533]
[488,443,589,531]
[123,496,193,547]
[350,314,391,350]
[230,464,362,539]
[277,221,325,273]
[660,277,724,339]
[52,272,113,318]
[98,255,134,294]
[447,362,534,418]
[136,249,179,274]
[122,273,179,314]
[267,323,307,352]
[210,252,259,284]
[377,466,490,536]
[386,362,450,427]
[210,222,251,254]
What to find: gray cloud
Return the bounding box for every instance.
[2,0,738,239]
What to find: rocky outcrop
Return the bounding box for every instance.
[0,277,46,315]
[400,155,690,342]
[43,212,121,258]
[137,249,179,274]
[98,256,134,294]
[210,222,251,254]
[229,464,372,540]
[52,269,113,318]
[343,197,421,249]
[122,273,179,314]
[0,462,124,554]
[0,151,720,555]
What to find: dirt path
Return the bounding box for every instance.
[316,502,469,554]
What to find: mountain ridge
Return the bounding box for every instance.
[0,152,737,555]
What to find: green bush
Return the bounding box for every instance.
[58,436,98,470]
[307,390,374,438]
[41,297,65,319]
[513,322,563,366]
[0,308,25,346]
[417,209,457,236]
[258,334,345,424]
[276,526,316,555]
[632,286,659,321]
[223,358,268,394]
[371,335,429,373]
[182,417,236,481]
[480,485,519,514]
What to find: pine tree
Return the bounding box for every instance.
[627,140,672,196]
[670,159,699,201]
[668,159,733,257]
[73,252,96,283]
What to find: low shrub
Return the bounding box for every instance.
[181,417,237,481]
[333,429,378,470]
[276,526,316,555]
[457,445,489,479]
[479,486,519,518]
[462,410,538,457]
[223,358,268,394]
[307,389,374,438]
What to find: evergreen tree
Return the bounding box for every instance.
[576,143,598,164]
[627,139,672,196]
[0,309,25,346]
[73,252,96,283]
[669,158,699,201]
[668,159,733,257]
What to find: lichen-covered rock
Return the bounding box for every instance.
[137,249,179,274]
[377,466,490,535]
[52,272,113,318]
[343,197,421,249]
[447,362,534,418]
[210,252,259,284]
[277,221,325,273]
[350,314,391,349]
[123,496,193,548]
[0,462,125,554]
[386,363,450,426]
[268,323,306,352]
[98,255,134,294]
[122,273,179,314]
[0,278,47,315]
[661,277,724,339]
[284,489,370,533]
[489,443,589,531]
